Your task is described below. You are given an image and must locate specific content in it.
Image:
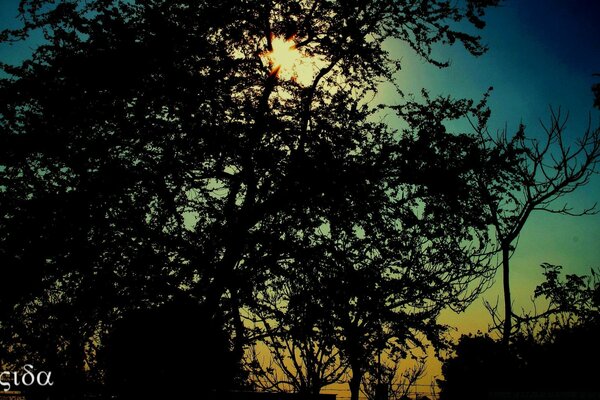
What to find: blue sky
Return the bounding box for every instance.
[380,0,600,382]
[375,0,600,318]
[433,0,600,309]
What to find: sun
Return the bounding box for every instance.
[263,37,302,78]
[260,36,322,86]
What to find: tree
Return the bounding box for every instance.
[323,94,501,400]
[508,263,600,340]
[245,278,347,396]
[361,357,426,400]
[474,107,600,343]
[1,0,500,397]
[245,91,502,400]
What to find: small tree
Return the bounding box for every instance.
[474,107,600,343]
[361,357,426,400]
[511,263,600,339]
[245,277,347,396]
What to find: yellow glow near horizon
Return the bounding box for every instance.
[261,36,322,86]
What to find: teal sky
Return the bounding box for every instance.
[1,0,599,387]
[373,0,600,338]
[381,0,600,385]
[396,0,600,329]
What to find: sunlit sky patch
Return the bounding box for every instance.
[260,35,326,86]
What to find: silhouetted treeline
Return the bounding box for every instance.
[439,265,600,400]
[3,2,598,400]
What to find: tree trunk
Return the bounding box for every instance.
[349,365,362,400]
[230,289,246,364]
[502,243,512,344]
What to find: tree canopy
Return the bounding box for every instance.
[1,0,504,398]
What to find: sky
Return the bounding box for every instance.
[371,0,600,345]
[1,0,600,397]
[384,0,600,389]
[390,0,600,329]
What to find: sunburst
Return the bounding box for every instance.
[260,36,322,86]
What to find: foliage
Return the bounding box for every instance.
[244,90,502,400]
[101,300,244,399]
[1,0,501,398]
[439,265,600,400]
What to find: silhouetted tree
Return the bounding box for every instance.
[437,333,522,400]
[246,92,502,400]
[473,107,600,343]
[361,357,426,400]
[245,276,346,396]
[513,263,600,339]
[324,94,501,400]
[1,0,500,397]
